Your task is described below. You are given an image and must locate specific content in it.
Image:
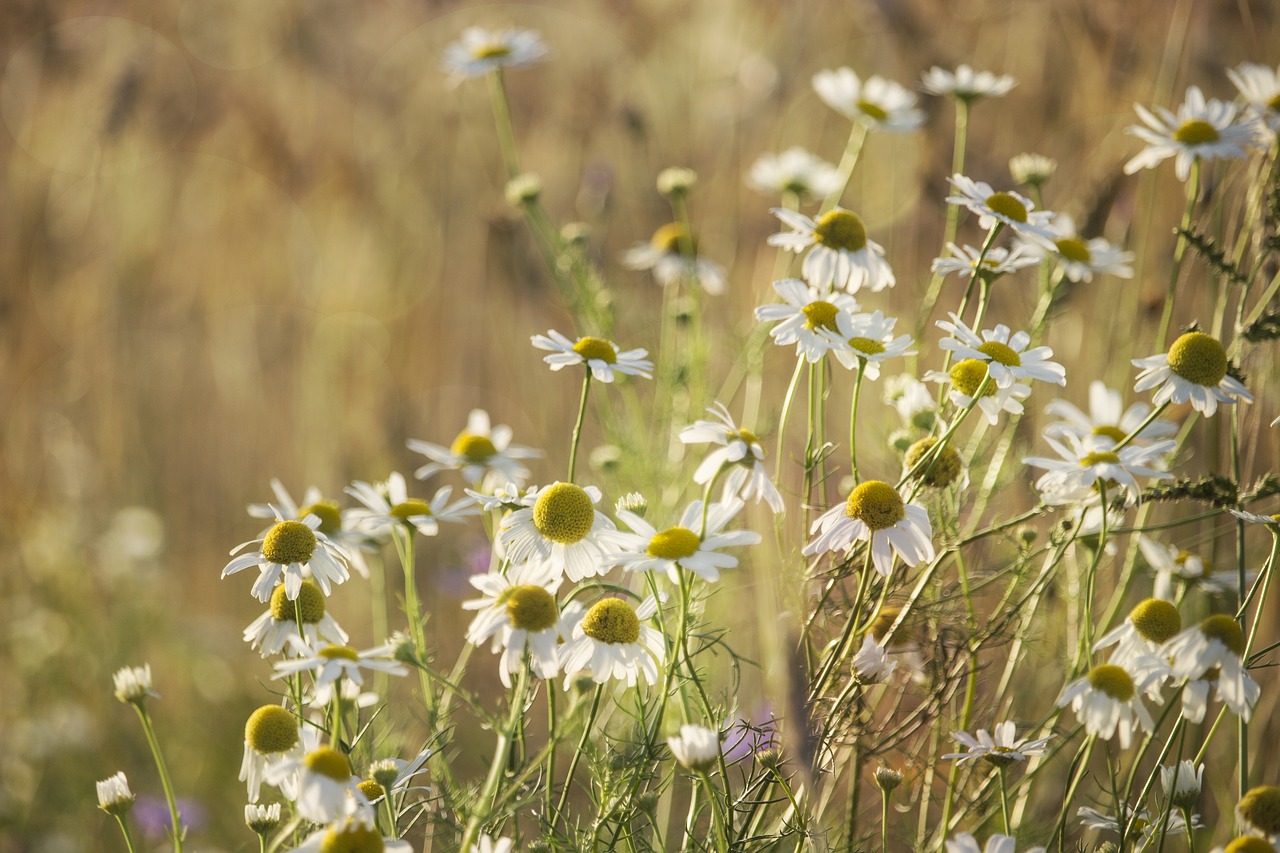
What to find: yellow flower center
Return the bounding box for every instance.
[984,191,1029,223]
[647,526,702,560]
[977,340,1022,367]
[1091,425,1127,443]
[581,598,640,645]
[1054,237,1091,263]
[500,584,559,631]
[844,480,906,530]
[533,482,595,544]
[319,818,384,853]
[262,520,317,565]
[848,336,886,356]
[1269,93,1280,112]
[813,209,868,253]
[357,779,385,801]
[1128,598,1182,644]
[856,99,889,121]
[1224,837,1277,853]
[450,432,498,462]
[1199,614,1245,656]
[1079,451,1121,466]
[651,222,695,254]
[471,43,511,60]
[1086,663,1135,700]
[572,336,618,364]
[299,501,342,536]
[1167,331,1227,387]
[735,428,760,446]
[318,645,360,661]
[949,359,995,398]
[245,704,298,754]
[305,746,352,782]
[903,437,963,488]
[391,499,432,522]
[1173,119,1221,145]
[270,579,326,624]
[802,300,840,331]
[1237,785,1280,835]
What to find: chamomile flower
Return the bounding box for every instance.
[1018,213,1134,283]
[902,437,967,489]
[1093,598,1182,670]
[265,740,367,824]
[1237,785,1280,838]
[1008,153,1057,187]
[1022,432,1175,506]
[1231,62,1280,134]
[946,174,1057,244]
[1057,663,1154,748]
[1124,85,1259,180]
[1162,760,1204,810]
[407,409,541,489]
[531,330,653,382]
[467,481,538,513]
[559,595,665,688]
[463,560,566,687]
[244,579,349,657]
[441,27,547,81]
[930,243,1040,280]
[943,721,1052,766]
[936,314,1066,389]
[754,278,860,363]
[812,67,924,132]
[946,834,1045,853]
[223,513,352,602]
[245,802,281,834]
[1139,535,1243,597]
[96,772,135,816]
[113,664,157,705]
[668,725,722,772]
[851,634,896,684]
[1211,838,1280,853]
[285,815,412,853]
[498,481,621,581]
[1164,614,1259,722]
[803,480,935,577]
[1230,508,1280,530]
[240,704,306,803]
[921,65,1015,101]
[366,748,432,801]
[621,223,727,295]
[248,480,373,579]
[885,375,937,429]
[746,147,843,200]
[679,403,784,514]
[346,472,478,540]
[472,836,514,853]
[1078,804,1197,848]
[820,310,915,378]
[1132,331,1254,416]
[924,360,1032,424]
[1044,381,1177,448]
[273,638,408,699]
[610,498,760,583]
[767,209,895,292]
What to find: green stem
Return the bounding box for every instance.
[568,371,592,483]
[553,684,605,828]
[133,705,184,852]
[459,659,531,853]
[916,98,971,341]
[879,784,890,853]
[699,770,731,853]
[849,359,866,483]
[820,122,870,214]
[1155,158,1199,352]
[113,815,139,853]
[997,768,1011,836]
[395,528,437,718]
[486,70,520,178]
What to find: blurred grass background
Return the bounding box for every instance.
[1,0,1278,848]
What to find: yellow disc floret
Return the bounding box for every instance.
[1223,837,1276,853]
[844,481,905,530]
[1086,664,1135,701]
[904,437,963,488]
[572,336,617,364]
[651,222,695,254]
[812,209,868,253]
[1079,450,1121,467]
[856,100,888,122]
[977,340,1022,367]
[501,584,559,632]
[450,432,497,462]
[1128,598,1182,644]
[1054,237,1091,264]
[262,520,317,565]
[472,43,511,60]
[1173,120,1221,145]
[305,746,353,781]
[319,817,385,853]
[984,192,1029,223]
[318,645,360,661]
[245,704,299,754]
[1198,614,1245,656]
[848,336,887,356]
[1166,332,1227,387]
[391,499,432,522]
[299,501,342,536]
[357,779,384,801]
[647,526,702,560]
[735,428,760,447]
[949,359,995,398]
[270,579,326,624]
[802,300,840,331]
[1237,785,1280,836]
[532,482,595,544]
[1091,425,1127,443]
[581,598,640,645]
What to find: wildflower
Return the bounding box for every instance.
[97,772,135,816]
[1124,85,1258,180]
[902,437,965,489]
[621,223,727,295]
[767,208,895,292]
[366,748,432,799]
[1237,785,1280,837]
[1230,508,1280,530]
[284,814,412,852]
[812,67,924,132]
[1022,432,1175,506]
[923,360,1032,424]
[746,147,842,200]
[754,278,861,363]
[467,481,536,513]
[885,375,937,430]
[1132,331,1253,416]
[1138,535,1243,597]
[531,330,653,382]
[442,27,547,81]
[851,634,896,684]
[1230,62,1280,134]
[265,741,367,824]
[498,481,622,581]
[244,579,349,657]
[1044,381,1177,448]
[113,664,157,706]
[936,313,1066,389]
[611,498,760,583]
[930,243,1040,280]
[346,472,478,540]
[668,725,722,771]
[559,595,665,688]
[463,560,566,687]
[946,174,1057,244]
[473,836,514,853]
[406,409,540,489]
[874,765,903,793]
[223,512,352,602]
[247,480,373,579]
[943,721,1052,767]
[1056,663,1154,748]
[1009,153,1057,187]
[1211,838,1279,853]
[657,167,697,197]
[1161,760,1203,810]
[921,65,1015,101]
[273,638,409,703]
[1018,213,1134,283]
[804,480,935,576]
[679,403,784,514]
[240,704,305,802]
[1093,598,1181,672]
[245,802,281,834]
[615,491,648,517]
[821,310,916,378]
[1078,804,1197,847]
[1164,614,1259,722]
[945,833,1046,853]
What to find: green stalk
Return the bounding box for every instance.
[849,359,866,484]
[553,684,605,828]
[112,815,139,853]
[568,371,592,483]
[819,122,870,214]
[1155,159,1200,352]
[459,659,532,852]
[132,705,184,852]
[485,70,520,178]
[917,97,972,340]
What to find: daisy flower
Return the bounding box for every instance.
[902,437,966,490]
[1211,838,1280,853]
[1138,535,1243,597]
[407,409,541,489]
[1132,331,1253,417]
[498,481,622,581]
[621,223,727,295]
[1044,380,1177,448]
[1124,85,1258,180]
[441,27,547,81]
[112,664,156,705]
[1229,507,1280,530]
[802,480,935,577]
[1022,432,1175,506]
[1008,153,1057,187]
[668,724,722,771]
[812,67,924,132]
[679,402,784,514]
[610,498,760,583]
[746,147,843,200]
[346,472,478,540]
[473,836,514,853]
[467,481,537,513]
[96,772,135,816]
[1056,663,1154,748]
[754,278,860,363]
[1092,598,1181,670]
[240,704,306,803]
[273,638,409,701]
[248,480,374,579]
[1164,614,1259,722]
[767,208,895,292]
[265,740,367,824]
[285,815,412,853]
[463,560,567,687]
[1017,213,1134,283]
[821,310,915,377]
[942,721,1052,766]
[930,243,1040,280]
[1161,759,1203,810]
[921,65,1015,101]
[945,833,1045,853]
[885,375,937,430]
[559,595,665,688]
[946,174,1057,244]
[937,313,1066,389]
[531,330,653,383]
[222,512,352,602]
[1230,62,1280,134]
[244,803,281,834]
[924,360,1032,425]
[1078,805,1197,848]
[851,634,896,684]
[244,579,349,658]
